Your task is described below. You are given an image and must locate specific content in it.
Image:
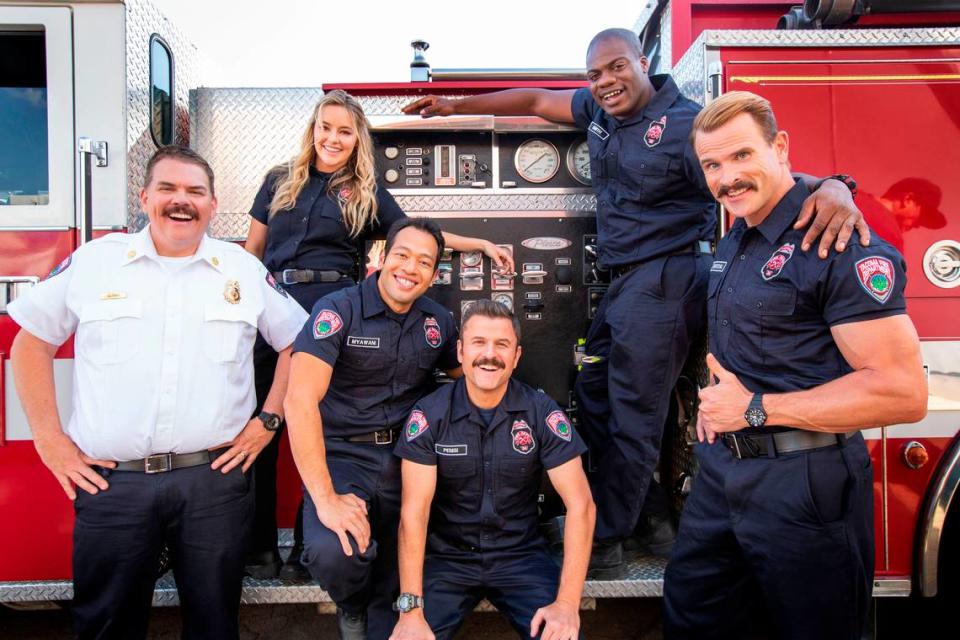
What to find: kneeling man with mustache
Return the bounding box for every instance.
[390,300,596,640]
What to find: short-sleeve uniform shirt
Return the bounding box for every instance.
[292,273,459,437]
[7,226,308,460]
[708,179,908,431]
[394,377,587,554]
[570,75,716,268]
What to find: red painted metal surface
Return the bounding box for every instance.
[323,80,586,94]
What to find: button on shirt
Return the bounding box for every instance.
[571,75,716,268]
[394,378,587,553]
[292,273,459,437]
[250,168,406,277]
[7,227,308,461]
[708,180,908,413]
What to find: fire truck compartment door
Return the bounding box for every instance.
[0,6,74,228]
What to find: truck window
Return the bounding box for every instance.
[149,35,173,146]
[0,30,49,206]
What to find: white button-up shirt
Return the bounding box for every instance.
[8,226,308,461]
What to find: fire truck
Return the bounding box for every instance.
[0,0,957,609]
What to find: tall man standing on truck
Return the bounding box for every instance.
[403,27,868,572]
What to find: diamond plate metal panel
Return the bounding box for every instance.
[394,193,597,213]
[125,0,197,230]
[701,27,960,48]
[660,1,673,74]
[190,87,325,240]
[673,31,707,106]
[355,94,464,116]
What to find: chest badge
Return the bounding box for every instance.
[338,186,352,200]
[511,419,537,455]
[405,410,430,442]
[644,116,667,148]
[855,256,895,304]
[223,279,241,304]
[761,243,795,281]
[424,316,442,349]
[545,411,573,442]
[313,309,343,339]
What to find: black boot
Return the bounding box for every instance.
[587,540,624,579]
[625,512,677,559]
[336,607,367,640]
[244,549,281,579]
[279,543,309,580]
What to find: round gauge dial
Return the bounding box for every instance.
[461,251,483,268]
[566,140,591,185]
[514,139,560,184]
[384,168,400,183]
[384,146,399,160]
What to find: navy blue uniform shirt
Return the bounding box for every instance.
[394,377,587,554]
[571,75,716,268]
[709,179,907,429]
[292,273,459,438]
[250,167,406,277]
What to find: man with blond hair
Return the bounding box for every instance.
[662,91,927,639]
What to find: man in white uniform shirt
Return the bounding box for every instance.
[9,146,308,640]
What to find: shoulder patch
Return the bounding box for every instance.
[45,255,71,280]
[423,316,442,349]
[405,410,429,441]
[855,256,895,304]
[761,243,795,281]
[511,419,537,455]
[545,410,573,442]
[265,272,288,298]
[312,309,343,339]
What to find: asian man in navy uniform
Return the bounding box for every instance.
[662,91,927,639]
[389,300,594,640]
[403,27,869,572]
[284,217,460,640]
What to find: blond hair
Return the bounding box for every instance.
[691,91,779,145]
[267,90,378,238]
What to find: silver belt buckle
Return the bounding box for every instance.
[145,453,173,474]
[727,434,743,459]
[280,269,298,285]
[374,430,393,445]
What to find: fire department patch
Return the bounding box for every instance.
[265,272,288,298]
[511,419,536,455]
[45,256,71,280]
[644,116,667,148]
[405,410,429,441]
[545,410,573,442]
[855,256,895,304]
[312,309,343,339]
[761,243,795,281]
[338,187,352,200]
[423,316,442,349]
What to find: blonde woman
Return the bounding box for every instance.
[243,90,511,580]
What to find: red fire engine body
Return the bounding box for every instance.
[0,0,957,605]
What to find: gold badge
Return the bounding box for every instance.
[224,279,241,304]
[126,250,136,259]
[100,291,127,300]
[212,257,220,266]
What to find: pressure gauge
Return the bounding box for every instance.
[514,139,560,184]
[461,251,483,268]
[384,169,400,183]
[567,140,591,185]
[384,146,399,160]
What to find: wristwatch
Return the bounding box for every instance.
[393,592,423,613]
[819,174,858,199]
[744,393,767,428]
[258,411,282,432]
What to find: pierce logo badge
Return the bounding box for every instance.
[588,121,609,140]
[644,116,667,148]
[761,243,795,281]
[545,410,573,442]
[405,410,429,441]
[855,256,895,304]
[424,316,442,348]
[46,256,71,280]
[265,272,288,298]
[511,419,537,455]
[313,309,343,339]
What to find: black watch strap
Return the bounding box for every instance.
[744,393,767,428]
[820,174,858,199]
[258,411,282,432]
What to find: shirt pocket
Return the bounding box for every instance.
[496,458,540,515]
[620,147,671,205]
[339,348,394,386]
[77,298,143,365]
[437,457,480,509]
[202,303,259,363]
[735,286,797,360]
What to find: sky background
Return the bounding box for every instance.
[152,0,645,87]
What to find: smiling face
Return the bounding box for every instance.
[376,226,439,313]
[140,158,217,256]
[586,36,653,120]
[313,104,359,173]
[458,314,522,396]
[694,112,793,226]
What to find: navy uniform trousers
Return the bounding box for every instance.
[575,252,710,540]
[72,464,253,640]
[300,437,401,640]
[663,434,874,640]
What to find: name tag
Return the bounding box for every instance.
[588,121,609,140]
[347,336,380,349]
[435,443,468,456]
[710,260,727,273]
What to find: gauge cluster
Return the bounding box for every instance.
[498,132,590,189]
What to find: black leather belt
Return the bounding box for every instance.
[113,450,214,473]
[610,240,714,279]
[273,269,347,285]
[339,428,400,446]
[721,430,856,460]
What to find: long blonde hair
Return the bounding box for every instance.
[267,90,378,238]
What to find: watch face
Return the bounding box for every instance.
[745,408,766,428]
[397,595,412,612]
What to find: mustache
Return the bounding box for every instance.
[162,203,199,219]
[472,357,506,370]
[717,180,756,198]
